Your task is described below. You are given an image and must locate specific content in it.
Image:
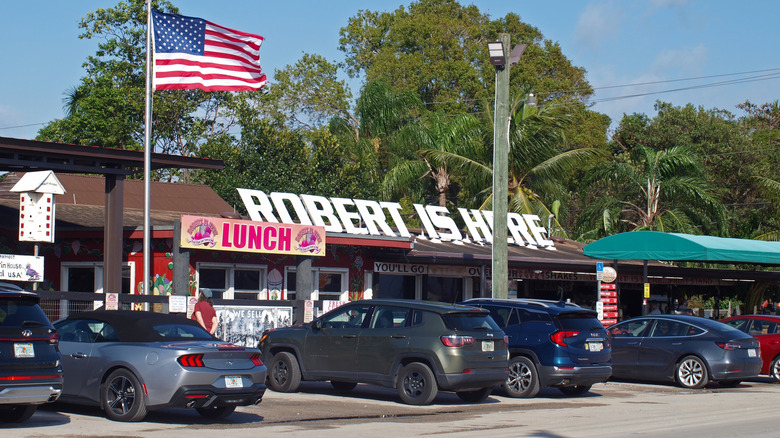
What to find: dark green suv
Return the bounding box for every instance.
[259,299,508,405]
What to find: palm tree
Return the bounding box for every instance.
[579,144,725,236]
[382,111,485,207]
[752,176,780,241]
[420,96,603,237]
[331,79,422,189]
[503,99,604,226]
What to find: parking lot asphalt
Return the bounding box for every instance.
[6,378,780,437]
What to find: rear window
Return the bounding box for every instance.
[152,323,214,340]
[556,312,604,331]
[443,312,500,330]
[0,297,51,326]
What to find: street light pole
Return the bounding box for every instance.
[491,33,511,299]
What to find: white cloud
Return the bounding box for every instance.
[574,1,624,52]
[650,44,708,76]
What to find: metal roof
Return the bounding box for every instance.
[0,136,222,175]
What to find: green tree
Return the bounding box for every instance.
[382,111,485,207]
[36,0,242,182]
[338,0,594,114]
[578,142,725,237]
[330,79,423,192]
[243,53,354,131]
[742,101,780,240]
[198,121,314,213]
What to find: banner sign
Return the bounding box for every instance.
[214,305,293,348]
[0,254,44,282]
[180,215,326,256]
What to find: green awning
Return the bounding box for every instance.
[583,231,780,265]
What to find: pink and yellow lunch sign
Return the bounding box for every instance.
[180,215,326,256]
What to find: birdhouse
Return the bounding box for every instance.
[10,171,66,243]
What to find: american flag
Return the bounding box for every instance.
[151,11,266,91]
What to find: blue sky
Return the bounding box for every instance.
[2,0,779,140]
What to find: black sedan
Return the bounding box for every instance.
[55,310,266,421]
[607,315,761,388]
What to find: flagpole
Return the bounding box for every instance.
[143,0,152,301]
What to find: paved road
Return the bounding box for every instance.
[5,378,780,437]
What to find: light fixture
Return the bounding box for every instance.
[526,93,537,107]
[487,41,506,67]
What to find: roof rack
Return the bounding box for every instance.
[464,298,583,309]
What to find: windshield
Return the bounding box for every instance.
[556,312,605,331]
[152,323,214,340]
[0,297,51,326]
[444,312,500,330]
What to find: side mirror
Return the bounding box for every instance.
[312,319,322,330]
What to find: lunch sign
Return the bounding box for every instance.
[180,215,326,256]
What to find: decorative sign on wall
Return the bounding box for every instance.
[179,215,326,256]
[0,254,44,282]
[11,171,65,243]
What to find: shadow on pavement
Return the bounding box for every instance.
[39,401,264,425]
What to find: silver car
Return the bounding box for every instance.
[54,310,266,421]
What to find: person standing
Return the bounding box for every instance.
[193,288,218,336]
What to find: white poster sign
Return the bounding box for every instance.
[0,254,44,282]
[214,305,293,347]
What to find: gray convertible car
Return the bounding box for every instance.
[54,310,266,421]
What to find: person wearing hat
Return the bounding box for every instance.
[193,288,218,336]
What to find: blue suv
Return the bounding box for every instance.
[461,298,611,397]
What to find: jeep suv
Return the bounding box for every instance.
[259,299,508,405]
[0,283,63,423]
[461,298,611,397]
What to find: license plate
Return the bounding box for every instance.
[748,348,757,357]
[587,342,603,352]
[482,341,494,352]
[225,376,243,388]
[14,343,34,358]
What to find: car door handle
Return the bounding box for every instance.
[391,335,407,339]
[627,341,639,345]
[672,342,682,346]
[71,353,88,358]
[342,335,357,338]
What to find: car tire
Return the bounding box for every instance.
[676,355,709,389]
[456,387,493,403]
[102,368,148,422]
[330,381,358,391]
[0,405,36,423]
[558,385,591,396]
[770,356,780,382]
[504,356,540,398]
[268,351,301,393]
[397,362,438,405]
[196,405,236,418]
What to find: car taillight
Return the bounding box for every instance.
[49,331,59,346]
[178,354,205,367]
[250,353,263,366]
[440,335,474,347]
[550,330,580,347]
[716,342,740,350]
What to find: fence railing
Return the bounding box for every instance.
[35,291,314,323]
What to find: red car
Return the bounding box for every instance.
[721,315,780,381]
